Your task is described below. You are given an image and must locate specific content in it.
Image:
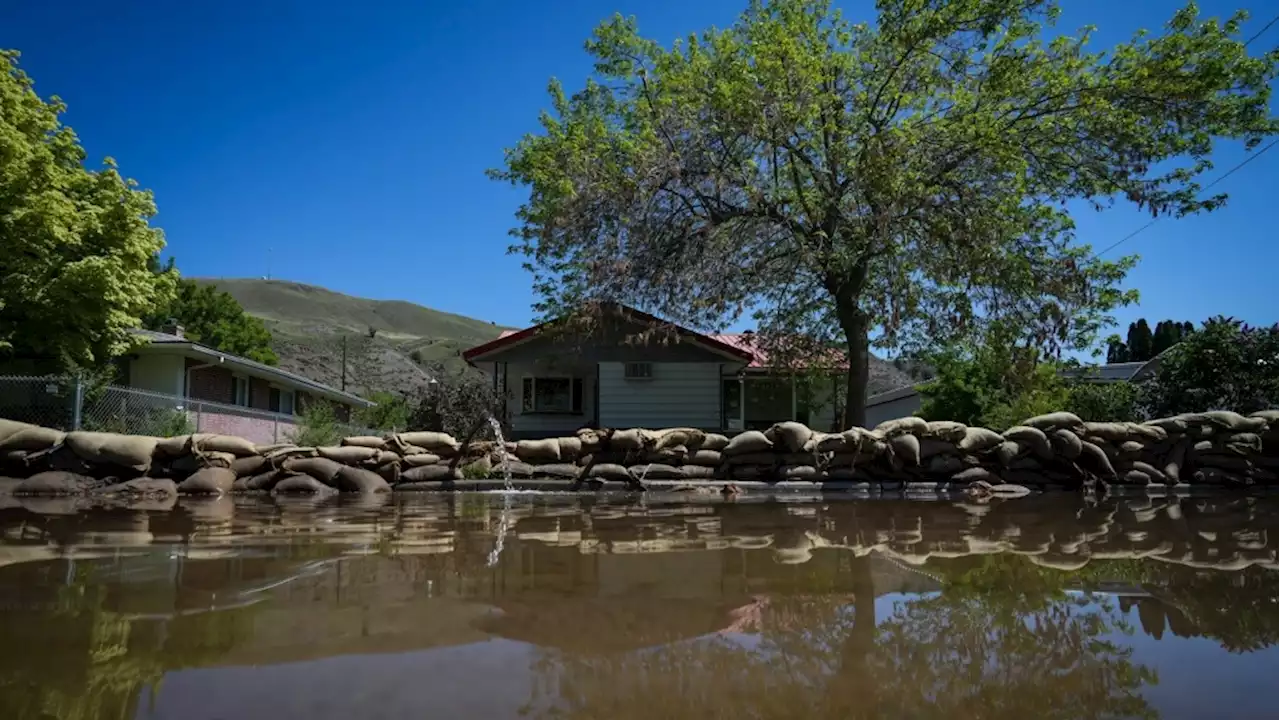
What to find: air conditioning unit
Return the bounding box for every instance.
[624,362,653,380]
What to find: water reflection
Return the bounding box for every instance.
[0,494,1274,719]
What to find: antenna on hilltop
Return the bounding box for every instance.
[265,246,272,281]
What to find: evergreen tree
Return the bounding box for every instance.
[1127,319,1154,362]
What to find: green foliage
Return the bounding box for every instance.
[144,275,278,365]
[288,400,342,446]
[83,406,194,437]
[1066,380,1140,422]
[1107,318,1194,362]
[355,390,412,431]
[492,0,1275,424]
[408,362,504,438]
[1138,316,1279,416]
[0,50,176,369]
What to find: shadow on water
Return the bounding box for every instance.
[0,492,1274,719]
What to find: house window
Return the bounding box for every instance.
[232,376,249,406]
[521,377,583,414]
[269,387,295,415]
[624,362,653,380]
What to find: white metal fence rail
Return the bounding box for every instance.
[0,375,373,444]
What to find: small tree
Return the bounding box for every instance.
[355,390,413,431]
[143,274,278,365]
[288,400,342,446]
[1066,380,1139,422]
[1138,317,1278,416]
[408,362,505,438]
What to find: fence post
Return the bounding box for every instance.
[195,401,203,433]
[71,375,84,430]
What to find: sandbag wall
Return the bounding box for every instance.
[0,409,1276,496]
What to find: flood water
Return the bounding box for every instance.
[0,492,1275,720]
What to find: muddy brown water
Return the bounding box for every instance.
[0,492,1275,720]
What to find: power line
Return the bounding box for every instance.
[1244,16,1278,47]
[1095,138,1277,257]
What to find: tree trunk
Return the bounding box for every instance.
[836,294,870,429]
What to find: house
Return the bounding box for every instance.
[126,324,372,423]
[864,357,1166,428]
[462,303,841,438]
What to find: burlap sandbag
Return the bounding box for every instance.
[1003,426,1052,460]
[642,447,687,464]
[273,474,335,494]
[0,425,66,453]
[923,420,969,442]
[697,433,730,452]
[724,452,777,466]
[780,464,821,481]
[14,471,92,495]
[100,477,178,497]
[193,434,258,457]
[177,467,236,495]
[230,455,269,477]
[1048,429,1083,460]
[654,428,706,451]
[557,436,583,461]
[926,454,967,475]
[334,466,391,493]
[1225,433,1262,452]
[401,453,443,467]
[171,451,236,474]
[585,463,631,482]
[729,465,770,481]
[264,446,318,464]
[629,464,683,480]
[1201,410,1267,432]
[341,436,388,449]
[1128,460,1166,483]
[532,463,579,479]
[0,418,35,445]
[951,466,1001,484]
[609,429,653,452]
[491,460,534,478]
[575,428,603,453]
[317,446,380,464]
[283,457,343,486]
[678,465,717,479]
[63,431,158,473]
[515,438,561,463]
[688,449,723,467]
[957,427,1004,454]
[1077,440,1116,478]
[254,442,297,455]
[874,416,928,437]
[918,438,959,460]
[888,434,921,467]
[393,431,460,456]
[765,422,812,453]
[400,464,463,482]
[994,441,1022,466]
[1143,414,1197,433]
[724,431,772,455]
[1020,412,1084,431]
[242,470,284,491]
[1162,439,1188,483]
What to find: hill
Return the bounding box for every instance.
[196,278,509,396]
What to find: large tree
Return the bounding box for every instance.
[493,0,1276,426]
[143,275,278,365]
[0,50,175,369]
[1138,315,1278,415]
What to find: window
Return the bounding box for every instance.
[269,387,295,414]
[521,377,583,414]
[232,376,248,406]
[624,362,653,380]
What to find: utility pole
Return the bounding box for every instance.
[340,334,347,391]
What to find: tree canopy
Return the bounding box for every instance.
[144,274,278,365]
[1138,315,1278,415]
[1107,317,1195,362]
[493,0,1276,425]
[0,50,175,369]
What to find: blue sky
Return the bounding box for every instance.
[2,0,1276,342]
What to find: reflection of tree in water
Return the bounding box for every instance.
[522,555,1161,720]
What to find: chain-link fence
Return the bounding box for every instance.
[0,375,376,445]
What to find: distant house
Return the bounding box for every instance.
[127,324,372,423]
[462,303,843,438]
[864,357,1165,427]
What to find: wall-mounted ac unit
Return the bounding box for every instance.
[624,362,653,380]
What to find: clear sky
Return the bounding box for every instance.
[2,0,1276,342]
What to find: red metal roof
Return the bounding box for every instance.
[709,333,848,370]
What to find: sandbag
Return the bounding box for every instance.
[1077,441,1116,478]
[318,446,381,464]
[926,454,967,475]
[193,434,258,457]
[724,452,777,466]
[374,461,401,484]
[272,474,335,494]
[491,460,534,478]
[1048,429,1083,460]
[678,465,717,479]
[177,467,236,495]
[584,463,631,482]
[341,436,388,449]
[1226,433,1262,452]
[254,442,297,455]
[243,470,284,491]
[0,418,36,444]
[697,433,730,452]
[1118,440,1146,454]
[729,465,770,481]
[687,449,723,467]
[533,463,579,479]
[1020,412,1083,431]
[60,432,157,473]
[888,434,921,467]
[155,434,201,457]
[654,428,706,451]
[401,453,443,467]
[14,471,92,495]
[230,455,269,477]
[0,425,66,453]
[264,446,318,463]
[400,464,463,482]
[100,477,178,497]
[918,436,960,461]
[171,451,236,474]
[394,431,460,456]
[641,447,687,465]
[724,431,772,455]
[515,438,561,463]
[814,431,856,453]
[957,427,1004,454]
[994,441,1021,466]
[952,467,1001,484]
[1003,426,1052,460]
[923,421,969,442]
[629,463,682,480]
[765,422,812,453]
[1163,439,1188,483]
[283,457,343,485]
[1128,461,1166,483]
[575,428,603,453]
[1201,410,1266,432]
[1143,415,1196,433]
[557,436,583,461]
[460,455,493,477]
[874,416,928,437]
[334,466,391,493]
[780,464,821,481]
[609,429,653,452]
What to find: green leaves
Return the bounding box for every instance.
[494,0,1276,420]
[0,51,175,369]
[144,279,278,366]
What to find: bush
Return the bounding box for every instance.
[1137,317,1278,416]
[288,400,342,446]
[355,390,412,431]
[1066,381,1139,422]
[408,362,505,438]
